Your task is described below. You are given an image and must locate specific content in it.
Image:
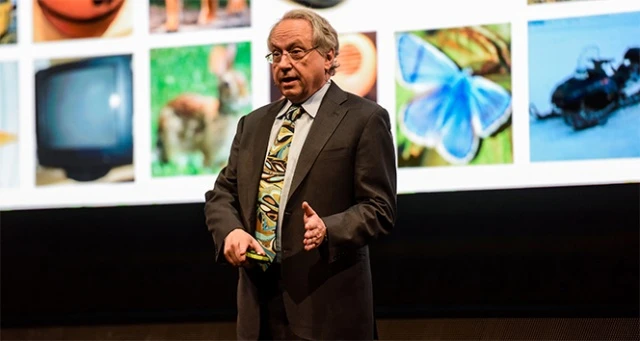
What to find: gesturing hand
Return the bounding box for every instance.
[302,201,327,251]
[223,228,265,267]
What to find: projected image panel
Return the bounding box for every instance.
[528,11,640,162]
[269,31,377,103]
[0,61,18,188]
[34,54,134,186]
[33,0,132,43]
[149,0,251,34]
[282,0,345,9]
[150,42,252,177]
[0,0,16,44]
[395,24,513,167]
[528,0,598,4]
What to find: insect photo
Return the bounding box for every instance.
[395,25,513,167]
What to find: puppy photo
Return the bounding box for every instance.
[151,42,252,176]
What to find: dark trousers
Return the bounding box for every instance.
[257,263,307,340]
[255,263,379,340]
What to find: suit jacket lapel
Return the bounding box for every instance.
[288,82,349,199]
[243,98,287,229]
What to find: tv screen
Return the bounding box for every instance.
[44,66,120,149]
[35,55,133,183]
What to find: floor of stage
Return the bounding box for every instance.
[2,317,638,340]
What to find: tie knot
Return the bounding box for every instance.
[285,105,303,122]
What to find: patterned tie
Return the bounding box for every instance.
[255,104,304,269]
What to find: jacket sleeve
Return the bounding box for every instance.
[204,116,247,264]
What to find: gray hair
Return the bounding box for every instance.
[267,8,340,76]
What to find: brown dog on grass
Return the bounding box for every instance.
[156,44,251,170]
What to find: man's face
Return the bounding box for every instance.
[269,19,333,104]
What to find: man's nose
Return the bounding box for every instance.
[275,54,294,68]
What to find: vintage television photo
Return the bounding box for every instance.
[34,54,134,185]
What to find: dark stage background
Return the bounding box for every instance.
[1,183,638,329]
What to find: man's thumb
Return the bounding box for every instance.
[302,201,316,216]
[251,239,265,255]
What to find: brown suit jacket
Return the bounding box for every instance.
[204,82,397,340]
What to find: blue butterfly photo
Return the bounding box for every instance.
[395,26,513,167]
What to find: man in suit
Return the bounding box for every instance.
[204,8,397,340]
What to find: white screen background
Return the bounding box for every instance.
[0,0,638,210]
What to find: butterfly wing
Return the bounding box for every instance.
[469,76,512,137]
[396,32,481,164]
[437,78,478,164]
[399,86,454,147]
[400,77,478,164]
[396,33,460,88]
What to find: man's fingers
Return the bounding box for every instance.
[230,240,248,265]
[224,230,270,267]
[224,248,235,264]
[224,230,249,266]
[224,241,247,266]
[303,238,321,251]
[305,228,322,238]
[225,246,240,265]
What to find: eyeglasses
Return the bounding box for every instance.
[265,46,318,64]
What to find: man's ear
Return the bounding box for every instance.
[324,48,335,72]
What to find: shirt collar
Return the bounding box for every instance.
[277,80,332,120]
